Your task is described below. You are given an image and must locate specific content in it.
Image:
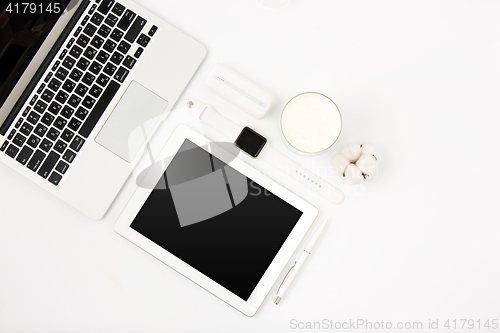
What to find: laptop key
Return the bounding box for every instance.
[62,56,76,70]
[74,26,82,37]
[96,74,109,87]
[63,149,77,163]
[63,79,77,92]
[34,124,48,137]
[90,12,104,26]
[148,25,157,37]
[61,129,74,142]
[20,122,34,136]
[76,58,90,71]
[110,28,123,42]
[29,95,38,106]
[75,107,89,120]
[124,16,146,43]
[122,55,136,69]
[68,118,82,131]
[54,117,67,130]
[41,113,55,126]
[76,34,90,47]
[68,95,82,108]
[66,38,75,48]
[34,100,47,113]
[55,91,69,104]
[110,51,123,65]
[37,83,46,94]
[117,41,130,54]
[15,118,23,128]
[44,72,53,83]
[16,146,33,165]
[103,39,116,53]
[58,49,67,60]
[61,106,74,119]
[134,47,143,58]
[41,89,55,102]
[27,150,46,172]
[27,112,41,125]
[46,128,60,141]
[13,133,26,147]
[98,0,114,15]
[69,45,83,58]
[96,50,110,64]
[111,2,124,16]
[40,139,53,152]
[81,15,89,26]
[7,129,15,140]
[89,85,103,98]
[48,172,63,186]
[118,9,135,31]
[89,61,103,75]
[48,101,62,115]
[82,96,96,109]
[137,34,150,47]
[38,154,58,178]
[103,63,116,76]
[98,25,111,38]
[82,73,96,85]
[1,141,8,152]
[89,4,97,14]
[114,66,129,83]
[91,35,105,49]
[27,135,41,148]
[105,14,118,27]
[54,140,67,154]
[48,78,62,91]
[70,136,85,152]
[83,46,98,60]
[75,84,89,97]
[79,80,120,138]
[83,23,97,37]
[22,106,31,117]
[55,67,69,81]
[55,160,69,174]
[5,144,20,158]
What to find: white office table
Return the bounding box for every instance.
[1,1,499,332]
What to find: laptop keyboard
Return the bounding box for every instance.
[1,0,157,186]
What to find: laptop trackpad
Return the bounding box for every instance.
[95,81,168,162]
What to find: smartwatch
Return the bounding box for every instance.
[183,98,344,205]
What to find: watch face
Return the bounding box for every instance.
[235,127,267,158]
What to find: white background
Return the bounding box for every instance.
[1,0,500,332]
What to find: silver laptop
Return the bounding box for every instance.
[0,0,206,219]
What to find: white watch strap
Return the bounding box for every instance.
[183,98,344,205]
[258,145,344,204]
[184,98,242,141]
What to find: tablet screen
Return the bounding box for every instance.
[130,139,303,300]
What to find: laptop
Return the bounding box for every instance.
[0,0,206,219]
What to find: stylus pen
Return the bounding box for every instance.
[275,218,329,305]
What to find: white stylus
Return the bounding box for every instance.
[275,218,329,305]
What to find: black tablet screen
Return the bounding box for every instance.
[130,139,303,300]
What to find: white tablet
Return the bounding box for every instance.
[114,124,318,316]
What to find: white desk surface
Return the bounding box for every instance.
[1,1,500,332]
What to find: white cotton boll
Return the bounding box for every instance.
[360,143,377,158]
[340,143,362,162]
[356,154,378,176]
[332,154,351,177]
[344,163,365,184]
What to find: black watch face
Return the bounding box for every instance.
[235,127,267,158]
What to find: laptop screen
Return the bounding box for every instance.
[0,1,71,110]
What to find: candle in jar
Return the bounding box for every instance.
[280,92,342,154]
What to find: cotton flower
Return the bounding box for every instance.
[332,143,378,184]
